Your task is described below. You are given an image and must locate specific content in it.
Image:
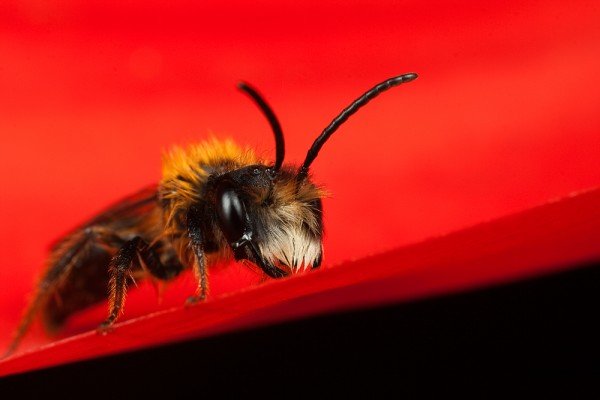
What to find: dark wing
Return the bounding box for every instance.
[7,185,162,353]
[38,185,160,331]
[49,185,159,252]
[41,184,162,328]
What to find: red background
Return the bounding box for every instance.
[1,0,599,352]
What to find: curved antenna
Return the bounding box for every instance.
[297,73,418,180]
[237,82,285,171]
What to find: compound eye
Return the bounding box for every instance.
[216,183,248,244]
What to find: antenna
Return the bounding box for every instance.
[297,73,418,180]
[237,82,285,171]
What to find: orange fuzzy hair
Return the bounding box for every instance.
[160,139,259,230]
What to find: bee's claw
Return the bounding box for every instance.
[274,268,288,278]
[185,294,206,307]
[1,349,14,360]
[267,265,288,279]
[96,320,115,335]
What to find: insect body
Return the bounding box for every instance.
[6,73,418,355]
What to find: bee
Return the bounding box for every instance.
[5,73,418,356]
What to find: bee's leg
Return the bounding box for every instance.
[310,199,323,271]
[98,236,181,332]
[98,237,142,332]
[185,206,208,305]
[248,243,288,278]
[311,254,322,270]
[138,248,184,282]
[4,227,123,358]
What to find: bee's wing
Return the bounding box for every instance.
[5,185,162,354]
[49,185,159,251]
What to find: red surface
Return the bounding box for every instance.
[1,0,600,370]
[1,186,600,377]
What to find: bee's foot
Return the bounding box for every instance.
[185,294,206,307]
[0,349,14,360]
[96,320,115,336]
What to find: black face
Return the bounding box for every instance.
[213,165,287,278]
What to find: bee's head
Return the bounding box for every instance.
[217,73,417,278]
[212,163,323,277]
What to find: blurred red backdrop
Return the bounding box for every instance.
[1,0,599,352]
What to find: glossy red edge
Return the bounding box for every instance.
[1,186,599,377]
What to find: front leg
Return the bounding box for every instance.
[185,206,208,305]
[245,241,288,278]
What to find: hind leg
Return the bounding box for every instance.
[3,227,124,357]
